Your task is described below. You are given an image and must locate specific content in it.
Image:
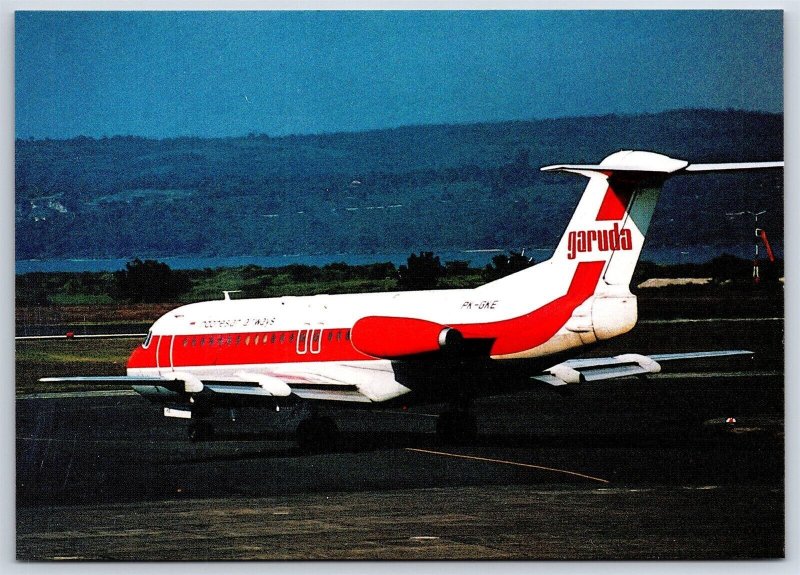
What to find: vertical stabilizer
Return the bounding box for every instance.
[542,150,688,288]
[475,151,781,357]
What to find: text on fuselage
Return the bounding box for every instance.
[461,300,499,310]
[202,317,277,330]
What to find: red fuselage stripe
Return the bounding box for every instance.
[453,260,604,355]
[127,261,605,369]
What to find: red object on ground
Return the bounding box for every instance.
[65,331,75,339]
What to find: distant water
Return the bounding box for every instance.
[14,244,767,274]
[15,250,511,274]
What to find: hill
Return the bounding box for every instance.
[15,109,783,261]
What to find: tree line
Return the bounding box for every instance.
[15,252,781,306]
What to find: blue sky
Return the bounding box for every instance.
[15,10,783,139]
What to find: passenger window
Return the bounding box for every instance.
[327,331,333,341]
[345,330,350,341]
[245,335,251,345]
[271,334,276,344]
[209,337,214,347]
[280,334,285,344]
[200,337,205,346]
[192,337,196,347]
[227,335,232,346]
[255,335,260,345]
[183,337,188,347]
[236,335,241,345]
[337,331,342,342]
[290,333,295,343]
[143,330,153,349]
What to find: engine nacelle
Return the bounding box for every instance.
[592,292,638,340]
[351,316,462,359]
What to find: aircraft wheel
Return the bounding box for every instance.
[188,420,214,442]
[436,411,478,445]
[296,416,339,453]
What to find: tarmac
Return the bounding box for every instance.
[16,367,784,560]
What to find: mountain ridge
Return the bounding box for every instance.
[15,109,783,261]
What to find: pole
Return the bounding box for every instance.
[725,210,766,285]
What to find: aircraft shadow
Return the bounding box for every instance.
[167,426,778,464]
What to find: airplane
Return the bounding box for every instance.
[41,150,784,449]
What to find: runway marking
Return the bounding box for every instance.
[404,447,610,484]
[389,411,439,419]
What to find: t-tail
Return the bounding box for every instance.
[545,150,686,289]
[479,150,783,358]
[541,150,783,289]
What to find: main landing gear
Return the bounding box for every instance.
[436,407,478,445]
[187,402,215,442]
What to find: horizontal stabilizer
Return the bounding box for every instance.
[541,151,688,174]
[684,161,784,173]
[542,152,783,177]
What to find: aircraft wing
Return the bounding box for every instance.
[39,363,393,404]
[532,350,752,387]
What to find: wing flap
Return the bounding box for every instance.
[204,384,276,397]
[290,388,373,402]
[533,350,751,387]
[39,376,164,384]
[579,364,654,382]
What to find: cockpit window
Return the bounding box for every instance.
[143,330,153,349]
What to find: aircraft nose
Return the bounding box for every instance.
[127,344,153,370]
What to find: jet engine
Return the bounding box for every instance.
[351,316,463,359]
